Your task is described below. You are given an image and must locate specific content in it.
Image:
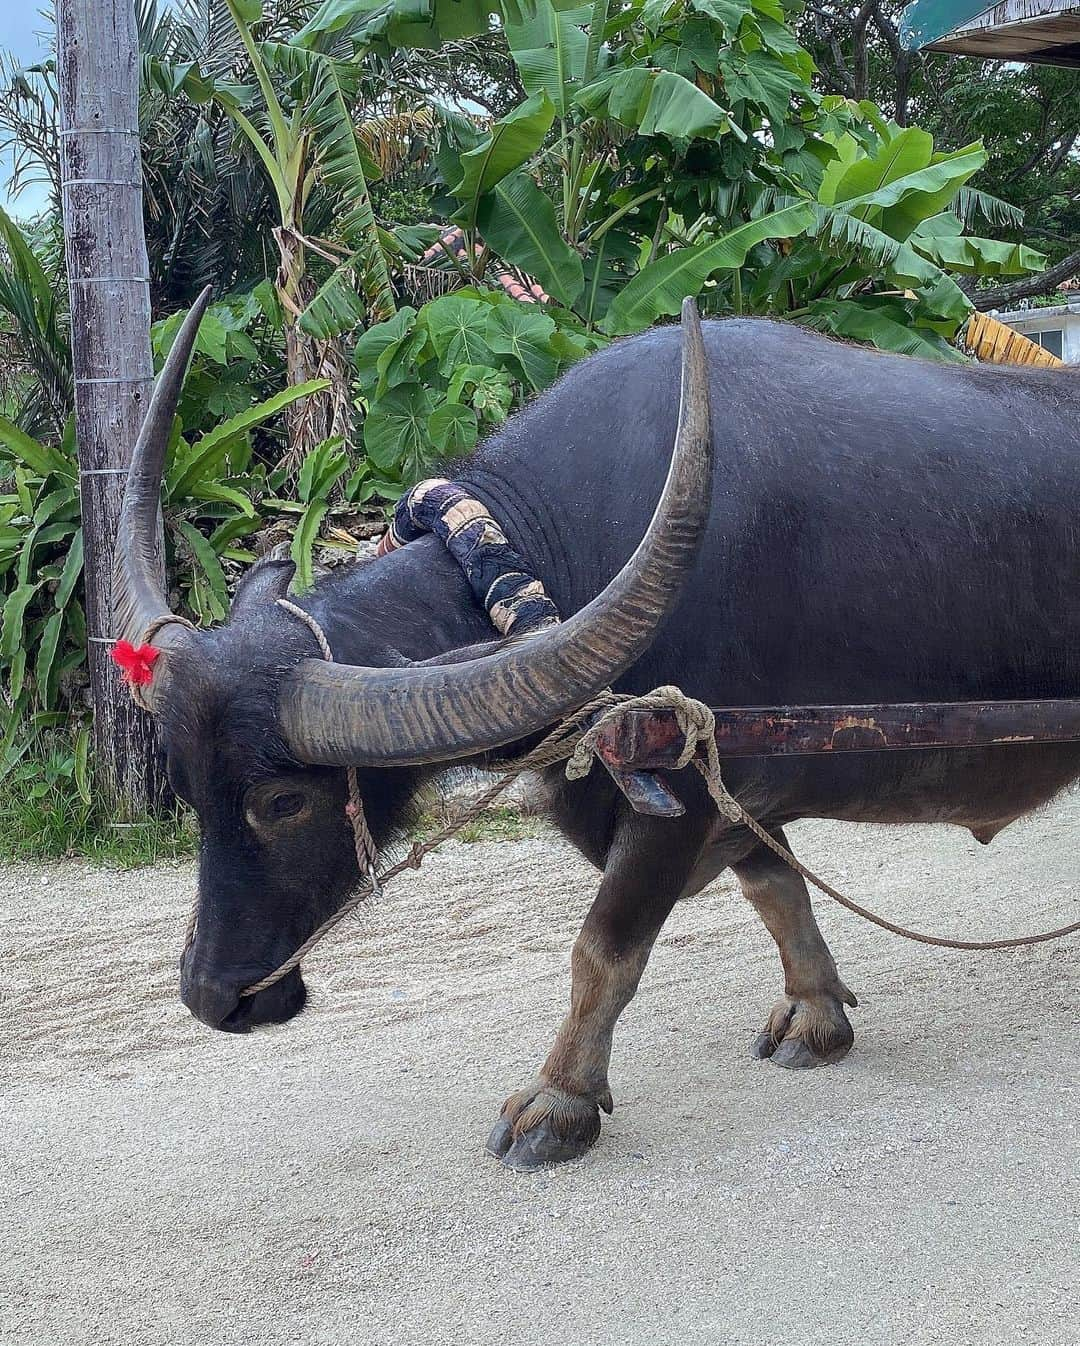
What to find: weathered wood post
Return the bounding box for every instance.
[57,0,167,815]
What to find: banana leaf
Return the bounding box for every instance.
[475,174,584,308]
[503,0,591,118]
[602,203,814,335]
[808,297,967,361]
[450,92,556,233]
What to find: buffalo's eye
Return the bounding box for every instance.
[270,792,305,820]
[244,784,313,833]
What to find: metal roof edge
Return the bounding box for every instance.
[992,301,1080,322]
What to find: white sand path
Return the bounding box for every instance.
[2,798,1078,1345]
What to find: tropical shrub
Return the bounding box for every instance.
[0,290,329,730]
[339,0,1048,441]
[135,0,1051,489]
[354,286,606,482]
[0,415,84,723]
[0,205,71,439]
[755,114,1048,359]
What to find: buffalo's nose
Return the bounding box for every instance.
[181,966,245,1030]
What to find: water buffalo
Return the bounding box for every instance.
[114,291,1080,1169]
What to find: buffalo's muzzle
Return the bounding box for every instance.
[180,951,306,1032]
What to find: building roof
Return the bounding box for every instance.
[992,301,1080,323]
[900,1,1080,66]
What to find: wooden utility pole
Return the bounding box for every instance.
[57,0,167,815]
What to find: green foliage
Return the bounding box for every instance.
[355,287,604,483]
[798,12,1079,280]
[289,435,350,592]
[602,202,815,334]
[752,118,1043,357]
[907,212,1047,277]
[0,413,82,719]
[502,0,591,118]
[0,281,342,724]
[152,293,333,621]
[0,206,71,440]
[294,0,499,51]
[345,0,1042,364]
[155,0,398,342]
[99,0,1059,508]
[450,91,556,229]
[0,719,194,864]
[475,173,585,308]
[353,0,1044,384]
[0,0,1057,851]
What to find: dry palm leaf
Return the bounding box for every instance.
[963,311,1064,368]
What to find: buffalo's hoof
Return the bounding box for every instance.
[486,1083,604,1170]
[751,989,856,1069]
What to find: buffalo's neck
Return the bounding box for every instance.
[303,534,497,666]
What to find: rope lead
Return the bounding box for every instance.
[171,613,1077,997]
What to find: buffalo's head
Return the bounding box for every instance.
[113,290,712,1034]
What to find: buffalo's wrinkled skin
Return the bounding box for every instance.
[161,320,1080,1165]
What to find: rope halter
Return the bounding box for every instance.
[276,599,380,885]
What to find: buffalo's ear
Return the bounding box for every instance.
[230,555,296,615]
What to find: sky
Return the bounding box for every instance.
[1,8,55,217]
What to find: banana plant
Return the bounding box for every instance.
[339,0,1050,492]
[748,119,1048,359]
[296,0,830,329]
[154,0,396,459]
[173,0,1049,367]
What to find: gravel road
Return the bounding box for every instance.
[2,795,1078,1346]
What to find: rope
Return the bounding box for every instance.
[276,600,378,877]
[234,687,619,997]
[568,691,1080,950]
[172,625,1077,994]
[127,614,197,711]
[719,798,1080,950]
[141,613,198,643]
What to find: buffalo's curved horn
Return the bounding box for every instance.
[113,287,212,656]
[280,297,712,768]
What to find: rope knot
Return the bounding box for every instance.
[562,686,744,824]
[563,687,722,795]
[651,685,715,769]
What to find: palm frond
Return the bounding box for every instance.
[0,208,72,438]
[0,53,61,209]
[356,108,438,178]
[138,0,284,306]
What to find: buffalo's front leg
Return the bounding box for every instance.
[733,830,857,1069]
[487,816,700,1170]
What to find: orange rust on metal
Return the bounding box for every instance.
[595,699,1080,769]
